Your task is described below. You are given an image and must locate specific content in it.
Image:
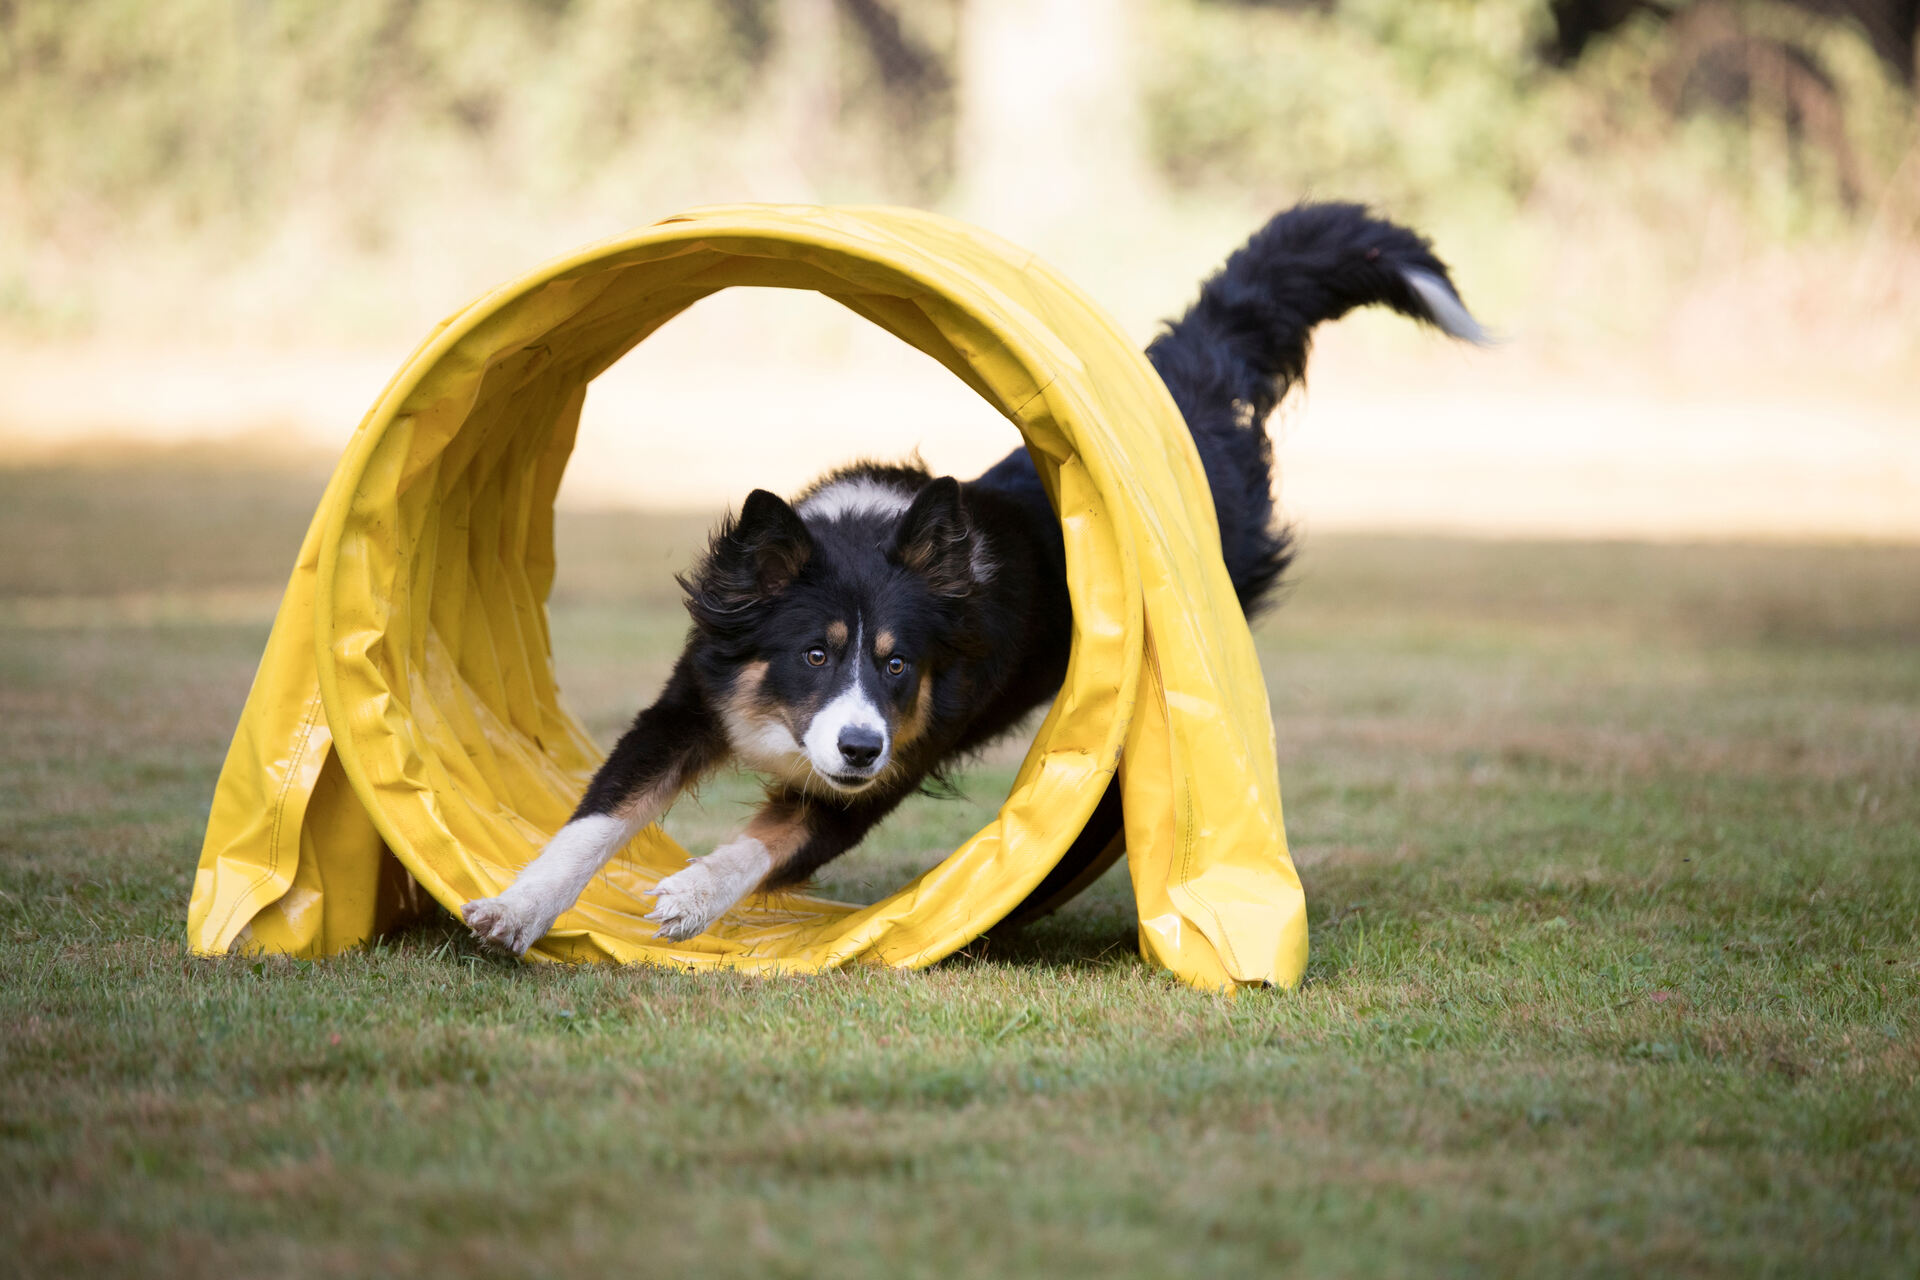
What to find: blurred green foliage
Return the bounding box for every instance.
[1,0,783,237]
[0,0,1913,346]
[5,0,1909,235]
[1150,0,1561,221]
[1146,0,1916,238]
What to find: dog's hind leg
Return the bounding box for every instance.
[463,661,726,955]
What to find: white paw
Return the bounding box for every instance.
[462,893,555,956]
[644,862,734,941]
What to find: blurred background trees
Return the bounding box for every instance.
[1,0,1915,539]
[3,0,1914,348]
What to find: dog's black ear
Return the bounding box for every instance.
[680,490,813,626]
[733,489,814,592]
[892,477,978,599]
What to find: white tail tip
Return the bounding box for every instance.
[1402,268,1491,345]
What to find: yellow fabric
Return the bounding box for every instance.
[187,204,1308,990]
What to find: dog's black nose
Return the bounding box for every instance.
[837,726,884,770]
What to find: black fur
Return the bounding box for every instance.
[576,202,1482,924]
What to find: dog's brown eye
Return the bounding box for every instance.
[805,647,828,668]
[886,656,905,676]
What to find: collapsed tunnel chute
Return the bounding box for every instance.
[186,204,1308,991]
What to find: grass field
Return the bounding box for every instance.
[2,454,1917,1277]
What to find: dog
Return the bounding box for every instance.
[462,201,1483,954]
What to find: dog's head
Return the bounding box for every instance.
[680,476,987,795]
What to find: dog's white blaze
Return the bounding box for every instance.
[803,654,889,778]
[798,478,915,523]
[1401,268,1489,345]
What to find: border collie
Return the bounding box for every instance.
[462,202,1483,954]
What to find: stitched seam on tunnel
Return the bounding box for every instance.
[1008,375,1059,421]
[215,689,325,947]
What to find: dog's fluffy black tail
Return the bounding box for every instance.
[1148,201,1485,612]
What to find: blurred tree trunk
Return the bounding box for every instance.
[954,0,1152,239]
[770,0,841,197]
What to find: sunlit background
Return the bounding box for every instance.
[3,0,1916,535]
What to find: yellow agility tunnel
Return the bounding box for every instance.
[187,204,1308,991]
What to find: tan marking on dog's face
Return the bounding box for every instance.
[826,620,849,646]
[893,671,935,749]
[720,661,771,725]
[873,629,895,659]
[719,661,813,780]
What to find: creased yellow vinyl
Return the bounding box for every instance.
[186,205,1308,990]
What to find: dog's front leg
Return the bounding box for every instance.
[646,788,898,941]
[463,663,725,955]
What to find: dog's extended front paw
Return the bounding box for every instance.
[644,862,733,942]
[462,894,553,956]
